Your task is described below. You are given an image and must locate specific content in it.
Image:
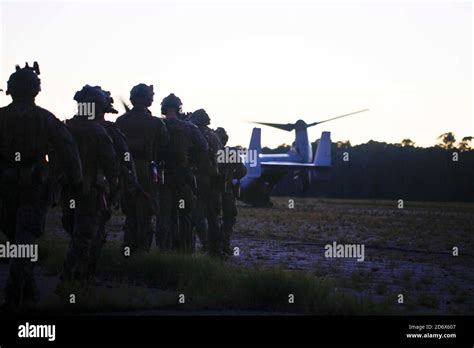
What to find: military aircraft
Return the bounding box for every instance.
[237,109,369,206]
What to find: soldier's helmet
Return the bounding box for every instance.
[6,62,41,98]
[189,109,210,127]
[130,83,154,107]
[215,127,229,145]
[161,93,182,114]
[74,85,108,113]
[103,89,119,114]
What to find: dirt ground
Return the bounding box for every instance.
[1,197,473,314]
[230,198,474,314]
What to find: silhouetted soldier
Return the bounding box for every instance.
[0,62,82,309]
[60,85,120,284]
[88,88,138,276]
[158,94,208,254]
[116,84,169,252]
[189,109,223,257]
[215,127,247,255]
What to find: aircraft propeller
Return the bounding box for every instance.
[251,109,369,131]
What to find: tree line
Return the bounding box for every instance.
[268,132,474,202]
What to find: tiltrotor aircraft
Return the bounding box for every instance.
[237,109,369,206]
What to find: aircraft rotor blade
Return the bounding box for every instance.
[252,121,295,131]
[307,109,369,127]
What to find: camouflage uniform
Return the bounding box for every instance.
[158,94,208,254]
[215,127,247,255]
[0,63,82,308]
[90,89,138,276]
[61,85,120,283]
[189,109,223,257]
[115,84,169,252]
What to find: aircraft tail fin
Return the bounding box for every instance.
[246,127,262,178]
[313,131,331,167]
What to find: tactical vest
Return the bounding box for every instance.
[203,127,221,173]
[0,103,49,189]
[116,111,157,162]
[66,117,107,194]
[164,118,195,169]
[192,127,219,179]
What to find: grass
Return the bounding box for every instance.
[417,292,439,309]
[401,270,412,282]
[3,195,473,315]
[34,236,384,314]
[238,197,474,253]
[375,283,387,295]
[40,283,177,313]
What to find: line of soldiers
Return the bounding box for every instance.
[0,62,246,310]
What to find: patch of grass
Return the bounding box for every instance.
[375,282,387,295]
[40,283,177,313]
[38,238,69,275]
[403,295,417,312]
[417,292,439,309]
[420,274,433,285]
[37,238,384,314]
[414,280,425,291]
[453,291,468,304]
[401,270,412,282]
[349,270,372,291]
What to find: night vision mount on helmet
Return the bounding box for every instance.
[74,85,108,106]
[6,61,41,97]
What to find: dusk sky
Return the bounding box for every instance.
[1,0,472,148]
